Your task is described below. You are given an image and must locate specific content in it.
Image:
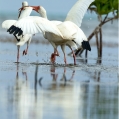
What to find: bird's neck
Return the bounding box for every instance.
[18,7,32,19]
[40,13,47,19]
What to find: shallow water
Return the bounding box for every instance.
[0,42,118,119]
[0,12,118,119]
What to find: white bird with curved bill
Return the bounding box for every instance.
[31,4,92,64]
[7,0,94,65]
[2,1,33,62]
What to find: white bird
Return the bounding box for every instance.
[7,0,94,64]
[2,1,33,62]
[31,5,92,64]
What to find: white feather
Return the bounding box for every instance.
[57,21,78,40]
[16,34,32,46]
[65,0,94,27]
[2,20,17,29]
[51,21,62,25]
[74,27,87,46]
[18,7,33,19]
[66,41,78,49]
[14,16,63,38]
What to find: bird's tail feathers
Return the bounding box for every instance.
[66,41,78,49]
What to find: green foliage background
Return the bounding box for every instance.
[89,0,118,15]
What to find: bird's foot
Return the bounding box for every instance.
[50,53,57,63]
[23,50,27,55]
[50,52,60,63]
[50,53,59,63]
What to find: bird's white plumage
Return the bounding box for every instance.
[74,27,87,46]
[1,5,35,62]
[15,16,63,38]
[16,34,32,46]
[2,20,17,29]
[65,40,78,49]
[65,0,94,27]
[2,7,34,47]
[2,0,93,63]
[18,7,33,19]
[36,6,88,47]
[57,21,78,40]
[51,21,62,25]
[22,1,28,7]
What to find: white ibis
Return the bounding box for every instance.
[2,1,33,62]
[6,0,93,64]
[31,4,92,64]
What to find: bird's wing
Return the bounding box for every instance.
[65,0,94,27]
[57,21,78,40]
[74,27,87,46]
[51,20,62,25]
[2,20,17,29]
[72,27,91,51]
[12,16,63,38]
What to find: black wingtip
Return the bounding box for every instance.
[13,28,21,35]
[13,34,20,42]
[18,30,23,36]
[7,25,23,36]
[7,25,15,32]
[82,40,91,51]
[9,27,18,34]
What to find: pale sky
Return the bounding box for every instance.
[0,0,77,15]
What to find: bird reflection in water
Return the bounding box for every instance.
[8,62,118,119]
[33,65,82,119]
[13,64,33,119]
[35,65,75,88]
[14,62,96,119]
[14,63,111,119]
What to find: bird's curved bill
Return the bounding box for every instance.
[31,6,40,12]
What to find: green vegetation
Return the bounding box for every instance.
[75,0,118,62]
[90,0,118,15]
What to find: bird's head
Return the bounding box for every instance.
[31,6,40,13]
[22,1,28,7]
[31,6,47,18]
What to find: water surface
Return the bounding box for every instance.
[0,12,118,119]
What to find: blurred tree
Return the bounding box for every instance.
[75,0,118,63]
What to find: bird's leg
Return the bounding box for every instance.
[17,45,20,62]
[64,54,67,64]
[62,50,67,64]
[68,45,76,65]
[23,41,29,55]
[51,53,56,63]
[54,48,59,56]
[61,45,67,65]
[50,48,59,63]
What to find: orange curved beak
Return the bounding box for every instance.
[31,6,40,12]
